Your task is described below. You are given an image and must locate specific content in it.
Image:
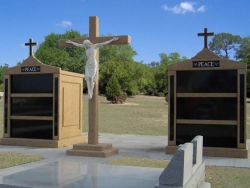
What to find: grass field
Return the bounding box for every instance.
[0,152,44,169]
[82,95,168,135]
[0,95,250,137]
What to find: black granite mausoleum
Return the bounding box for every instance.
[166,29,248,158]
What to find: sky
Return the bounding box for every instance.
[0,0,249,67]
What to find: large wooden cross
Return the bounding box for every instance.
[59,16,131,145]
[198,28,214,48]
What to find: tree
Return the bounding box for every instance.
[209,33,241,59]
[35,30,87,74]
[153,52,187,95]
[235,36,250,96]
[0,63,9,84]
[35,30,142,95]
[105,75,121,103]
[98,44,146,95]
[0,64,9,91]
[235,36,250,64]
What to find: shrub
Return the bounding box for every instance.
[120,91,127,103]
[158,92,165,97]
[106,75,121,103]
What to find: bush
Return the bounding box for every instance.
[111,91,128,104]
[120,91,127,103]
[106,75,121,103]
[158,92,165,97]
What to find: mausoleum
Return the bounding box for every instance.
[0,39,86,147]
[166,28,248,158]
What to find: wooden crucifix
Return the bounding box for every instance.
[198,28,214,48]
[59,16,131,145]
[25,38,38,56]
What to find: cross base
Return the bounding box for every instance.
[66,143,119,158]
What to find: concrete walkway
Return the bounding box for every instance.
[0,134,249,187]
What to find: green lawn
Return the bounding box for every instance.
[0,95,250,138]
[82,95,168,135]
[0,152,44,169]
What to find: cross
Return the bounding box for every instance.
[25,38,38,56]
[59,16,130,145]
[198,28,214,48]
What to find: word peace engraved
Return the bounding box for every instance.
[21,66,41,72]
[193,61,220,68]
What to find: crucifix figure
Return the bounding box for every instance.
[25,38,38,56]
[59,16,130,146]
[198,28,214,48]
[66,37,119,99]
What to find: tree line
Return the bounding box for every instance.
[208,33,250,96]
[0,30,249,98]
[34,30,187,98]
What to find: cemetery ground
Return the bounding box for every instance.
[0,95,250,187]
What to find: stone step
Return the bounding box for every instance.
[73,143,113,151]
[66,148,119,158]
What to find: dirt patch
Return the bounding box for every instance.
[132,95,164,99]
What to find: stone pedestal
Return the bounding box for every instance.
[66,143,118,158]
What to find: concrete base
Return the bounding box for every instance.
[0,135,87,148]
[0,162,162,188]
[155,182,210,188]
[66,143,119,158]
[165,146,248,158]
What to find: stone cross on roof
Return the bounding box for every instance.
[198,28,214,49]
[25,38,38,56]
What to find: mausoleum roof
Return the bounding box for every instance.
[22,55,43,66]
[168,48,246,70]
[191,48,220,60]
[4,55,61,75]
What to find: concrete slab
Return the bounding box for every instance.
[0,133,249,188]
[1,161,162,188]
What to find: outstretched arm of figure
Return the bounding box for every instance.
[66,40,85,47]
[95,37,119,48]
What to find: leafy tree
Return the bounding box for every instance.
[235,36,250,96]
[209,33,241,58]
[33,30,189,97]
[0,64,9,91]
[35,30,145,95]
[99,44,145,95]
[0,64,9,84]
[105,75,121,103]
[152,52,187,95]
[35,30,87,73]
[235,36,250,64]
[148,61,160,68]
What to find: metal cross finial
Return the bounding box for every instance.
[25,38,38,56]
[198,28,214,48]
